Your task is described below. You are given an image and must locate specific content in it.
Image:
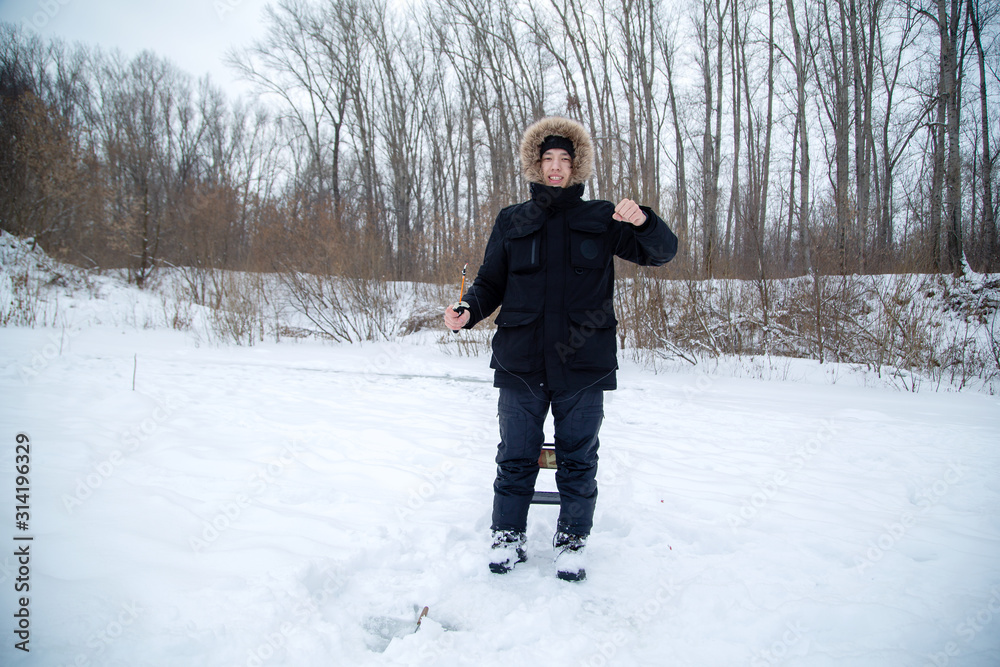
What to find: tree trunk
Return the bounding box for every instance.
[940,0,964,275]
[662,20,689,268]
[785,0,811,276]
[969,0,995,271]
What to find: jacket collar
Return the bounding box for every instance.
[508,183,589,239]
[530,182,584,211]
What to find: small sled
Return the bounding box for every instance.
[531,444,560,505]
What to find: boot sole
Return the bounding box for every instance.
[489,552,527,574]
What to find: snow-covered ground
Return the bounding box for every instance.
[2,237,999,666]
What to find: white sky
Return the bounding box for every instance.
[0,0,272,98]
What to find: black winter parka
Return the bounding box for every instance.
[461,182,678,392]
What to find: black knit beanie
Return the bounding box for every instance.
[539,134,575,159]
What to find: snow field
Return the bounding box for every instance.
[0,315,998,665]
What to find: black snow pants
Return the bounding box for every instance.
[491,385,604,536]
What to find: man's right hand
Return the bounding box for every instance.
[444,305,471,331]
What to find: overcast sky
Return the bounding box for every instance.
[0,0,272,98]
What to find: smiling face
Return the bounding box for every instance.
[540,148,573,188]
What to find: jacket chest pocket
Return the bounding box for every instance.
[570,231,607,271]
[508,233,541,273]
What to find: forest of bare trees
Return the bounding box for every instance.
[1,0,998,287]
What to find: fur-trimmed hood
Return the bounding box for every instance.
[519,117,594,186]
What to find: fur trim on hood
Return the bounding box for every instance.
[519,116,594,186]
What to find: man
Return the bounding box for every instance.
[444,116,677,581]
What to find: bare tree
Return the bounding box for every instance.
[783,0,815,275]
[871,6,927,270]
[693,0,728,277]
[815,0,854,273]
[968,0,998,270]
[228,0,355,206]
[940,0,966,275]
[90,51,193,286]
[0,28,93,256]
[612,0,661,206]
[659,13,691,268]
[5,0,1000,290]
[851,0,880,270]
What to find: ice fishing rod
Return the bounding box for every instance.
[459,262,468,299]
[451,262,470,333]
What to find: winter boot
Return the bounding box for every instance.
[489,530,527,574]
[553,531,587,581]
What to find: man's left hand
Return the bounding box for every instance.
[613,198,647,227]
